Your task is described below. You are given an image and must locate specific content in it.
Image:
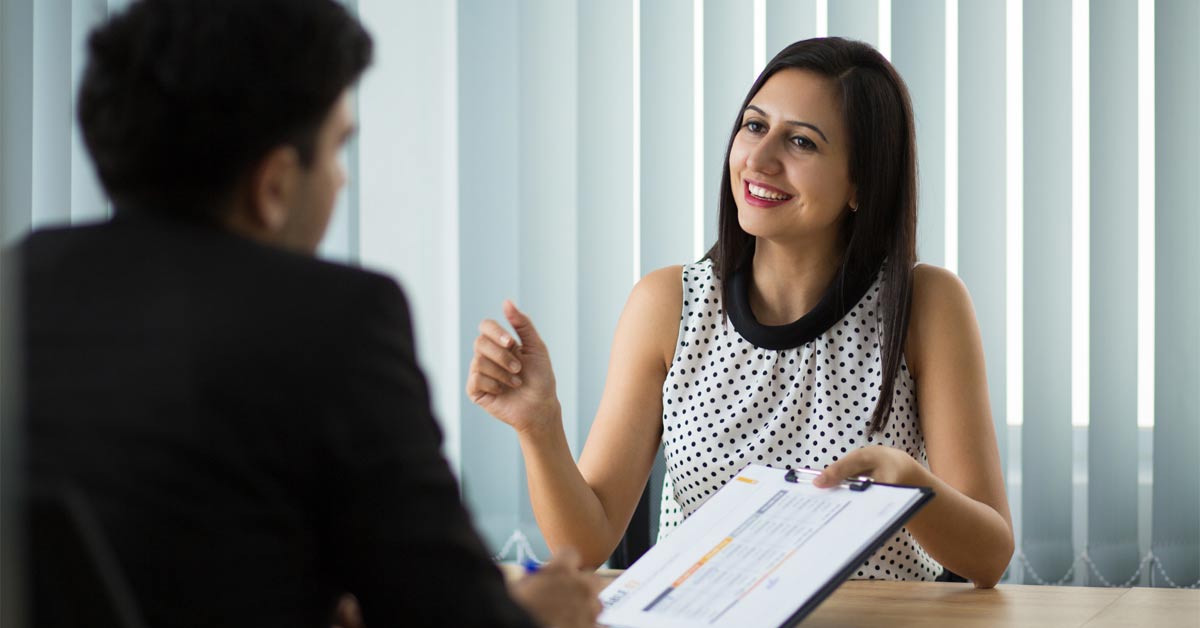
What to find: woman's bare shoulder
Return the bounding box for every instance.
[636,265,686,298]
[624,264,687,366]
[907,263,981,377]
[911,263,974,316]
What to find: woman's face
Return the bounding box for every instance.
[728,68,855,245]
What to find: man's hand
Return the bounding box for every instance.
[508,548,604,628]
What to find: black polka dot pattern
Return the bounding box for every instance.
[655,260,942,582]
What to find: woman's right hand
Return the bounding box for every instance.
[466,300,561,434]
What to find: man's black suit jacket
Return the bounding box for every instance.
[20,211,537,627]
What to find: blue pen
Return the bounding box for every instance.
[521,557,541,574]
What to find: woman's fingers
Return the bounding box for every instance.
[503,300,546,350]
[467,305,558,418]
[465,339,528,404]
[473,333,521,375]
[466,369,511,400]
[472,351,523,387]
[812,445,918,487]
[812,448,873,488]
[479,317,517,349]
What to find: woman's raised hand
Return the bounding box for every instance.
[466,300,561,434]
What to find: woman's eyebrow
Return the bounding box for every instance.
[744,105,830,144]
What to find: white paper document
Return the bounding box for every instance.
[598,464,932,628]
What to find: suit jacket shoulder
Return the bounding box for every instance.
[19,216,537,628]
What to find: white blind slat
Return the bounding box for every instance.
[957,0,1010,521]
[891,0,947,267]
[701,0,754,256]
[1017,0,1076,585]
[515,0,581,555]
[640,0,699,275]
[455,0,522,551]
[1086,0,1142,584]
[1151,0,1200,588]
[764,0,818,62]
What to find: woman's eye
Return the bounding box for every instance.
[744,120,766,133]
[791,135,816,150]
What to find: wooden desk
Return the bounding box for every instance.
[799,581,1198,627]
[500,565,1198,627]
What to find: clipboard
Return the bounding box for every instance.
[598,464,935,628]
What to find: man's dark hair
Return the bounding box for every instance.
[78,0,373,220]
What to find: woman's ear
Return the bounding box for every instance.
[248,145,302,233]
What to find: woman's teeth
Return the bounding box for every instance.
[749,183,791,201]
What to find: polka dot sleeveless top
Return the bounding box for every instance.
[656,259,942,581]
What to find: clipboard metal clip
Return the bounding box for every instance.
[784,467,874,491]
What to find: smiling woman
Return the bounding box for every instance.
[467,37,1014,588]
[709,40,918,439]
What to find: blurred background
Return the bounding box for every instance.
[1,0,1196,590]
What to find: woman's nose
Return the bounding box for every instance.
[745,135,782,174]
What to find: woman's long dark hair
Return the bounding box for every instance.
[704,37,918,435]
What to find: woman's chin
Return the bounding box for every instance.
[736,212,781,239]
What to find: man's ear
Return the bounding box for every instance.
[247,146,302,233]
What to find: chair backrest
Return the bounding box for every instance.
[607,480,651,569]
[607,450,667,569]
[29,483,148,628]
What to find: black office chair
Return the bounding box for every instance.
[935,569,968,583]
[607,451,664,569]
[608,479,653,569]
[28,483,148,628]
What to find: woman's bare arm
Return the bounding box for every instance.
[901,264,1014,586]
[468,266,682,567]
[814,265,1013,587]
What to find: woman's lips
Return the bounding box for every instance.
[743,179,794,208]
